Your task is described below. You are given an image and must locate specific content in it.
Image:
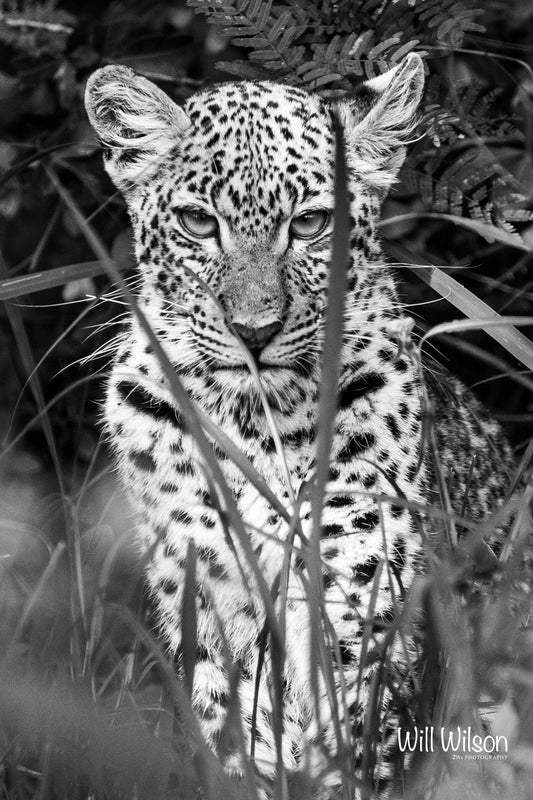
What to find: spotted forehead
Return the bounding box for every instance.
[171,81,335,225]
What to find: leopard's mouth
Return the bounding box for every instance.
[213,361,287,372]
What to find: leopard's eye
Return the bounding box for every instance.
[178,208,218,238]
[290,209,329,240]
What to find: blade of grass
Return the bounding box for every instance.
[420,315,533,342]
[0,260,123,301]
[8,542,66,647]
[381,212,530,251]
[4,299,97,445]
[422,327,533,395]
[182,540,198,699]
[0,144,72,190]
[28,203,61,274]
[310,109,350,543]
[386,241,533,371]
[307,110,351,785]
[419,315,533,393]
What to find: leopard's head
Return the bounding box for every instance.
[85,57,424,407]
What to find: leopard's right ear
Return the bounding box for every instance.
[85,65,190,191]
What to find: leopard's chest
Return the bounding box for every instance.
[107,378,309,547]
[104,341,429,769]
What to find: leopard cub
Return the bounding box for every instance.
[85,54,513,796]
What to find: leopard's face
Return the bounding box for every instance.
[85,58,424,407]
[130,83,339,400]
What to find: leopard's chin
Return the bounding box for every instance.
[209,363,305,397]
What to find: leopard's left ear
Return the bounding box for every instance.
[338,53,425,192]
[85,65,191,192]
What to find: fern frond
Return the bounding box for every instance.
[189,0,486,87]
[188,0,307,81]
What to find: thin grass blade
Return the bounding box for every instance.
[182,540,198,699]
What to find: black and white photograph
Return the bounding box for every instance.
[0,1,532,798]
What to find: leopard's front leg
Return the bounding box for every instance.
[292,365,427,793]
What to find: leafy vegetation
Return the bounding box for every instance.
[0,1,532,799]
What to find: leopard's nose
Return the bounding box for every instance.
[232,320,282,352]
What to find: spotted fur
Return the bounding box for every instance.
[85,55,513,797]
